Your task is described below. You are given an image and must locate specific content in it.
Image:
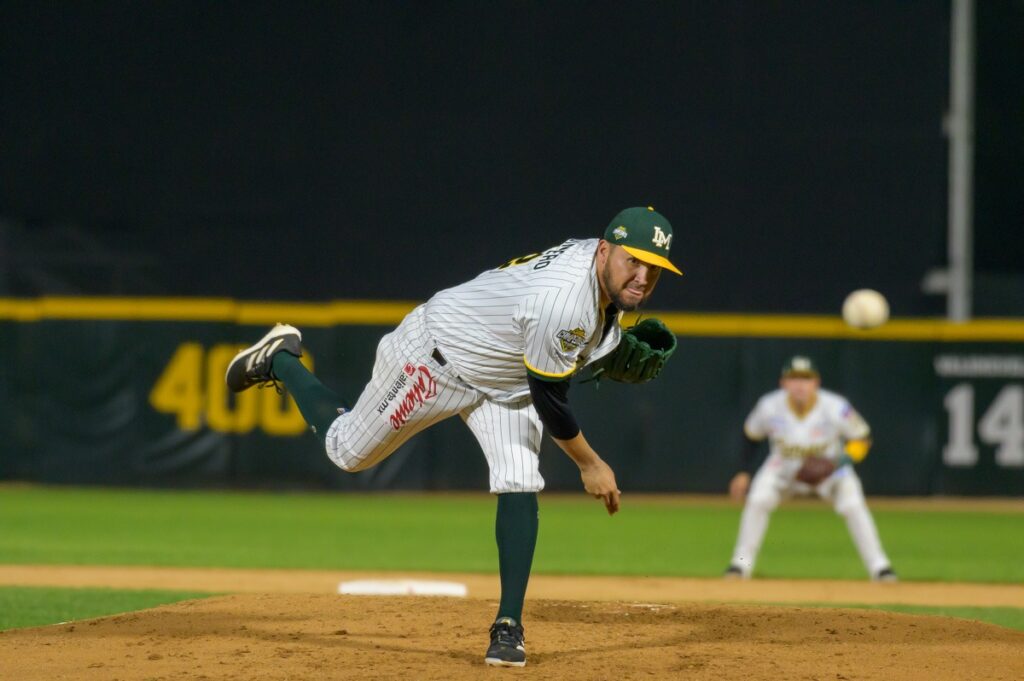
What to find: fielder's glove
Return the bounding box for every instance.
[589,318,677,384]
[795,456,836,485]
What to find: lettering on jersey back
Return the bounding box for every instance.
[496,241,576,272]
[532,241,576,270]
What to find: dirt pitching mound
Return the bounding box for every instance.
[1,594,1021,680]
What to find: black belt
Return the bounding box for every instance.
[431,347,448,366]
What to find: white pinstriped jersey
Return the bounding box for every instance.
[424,238,622,401]
[744,389,870,470]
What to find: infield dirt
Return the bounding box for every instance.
[3,563,1024,607]
[2,593,1023,680]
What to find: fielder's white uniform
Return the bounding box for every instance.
[323,238,622,493]
[729,389,892,577]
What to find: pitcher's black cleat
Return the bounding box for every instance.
[225,324,302,393]
[873,567,898,583]
[485,617,526,667]
[723,564,745,579]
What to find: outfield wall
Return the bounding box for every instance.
[2,298,1023,495]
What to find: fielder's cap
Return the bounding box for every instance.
[781,355,820,378]
[603,206,683,275]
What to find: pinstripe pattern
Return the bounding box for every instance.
[325,305,482,472]
[425,238,621,402]
[461,396,545,493]
[325,238,618,492]
[323,305,547,492]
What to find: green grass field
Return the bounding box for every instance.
[2,485,1022,631]
[796,603,1024,633]
[0,586,212,630]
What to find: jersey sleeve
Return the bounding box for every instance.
[743,397,771,440]
[521,290,590,381]
[837,400,871,440]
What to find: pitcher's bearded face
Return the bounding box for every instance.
[597,243,661,311]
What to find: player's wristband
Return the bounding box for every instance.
[844,438,871,462]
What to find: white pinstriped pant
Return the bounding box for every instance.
[324,305,545,493]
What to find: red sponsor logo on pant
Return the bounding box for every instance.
[388,365,438,430]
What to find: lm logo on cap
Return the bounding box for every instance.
[652,226,672,250]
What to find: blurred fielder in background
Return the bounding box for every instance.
[725,356,897,582]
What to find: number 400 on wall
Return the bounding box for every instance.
[149,342,313,436]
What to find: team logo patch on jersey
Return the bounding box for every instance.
[612,226,628,241]
[387,364,438,431]
[557,327,587,353]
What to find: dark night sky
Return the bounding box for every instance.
[1,2,1019,313]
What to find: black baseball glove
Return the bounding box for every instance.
[588,318,677,384]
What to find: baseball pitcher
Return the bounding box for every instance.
[225,206,681,667]
[725,356,897,581]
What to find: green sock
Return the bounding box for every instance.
[271,353,346,443]
[495,492,539,623]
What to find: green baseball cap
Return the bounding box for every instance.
[781,355,820,378]
[603,206,682,275]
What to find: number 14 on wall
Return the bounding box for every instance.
[943,384,1024,467]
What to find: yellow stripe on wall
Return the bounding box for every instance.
[0,297,419,326]
[2,297,1024,341]
[622,312,1024,342]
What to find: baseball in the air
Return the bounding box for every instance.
[842,289,890,329]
